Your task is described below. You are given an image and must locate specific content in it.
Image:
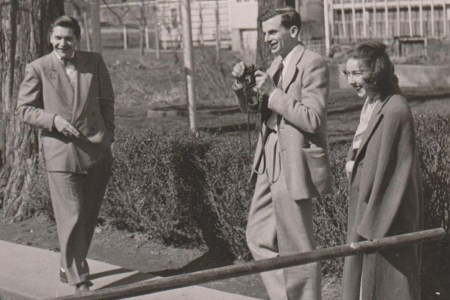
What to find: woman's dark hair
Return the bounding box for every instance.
[258,6,301,32]
[49,15,81,39]
[347,41,400,97]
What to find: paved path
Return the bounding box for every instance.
[0,240,260,300]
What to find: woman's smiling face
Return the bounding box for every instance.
[344,58,378,99]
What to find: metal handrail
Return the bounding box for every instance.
[53,228,446,300]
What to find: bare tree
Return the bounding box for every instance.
[0,0,64,220]
[90,0,102,52]
[100,0,149,61]
[67,0,91,50]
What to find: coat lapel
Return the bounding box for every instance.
[281,44,305,91]
[43,53,75,105]
[72,53,94,123]
[267,56,283,79]
[354,95,393,162]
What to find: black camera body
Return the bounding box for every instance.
[237,64,261,112]
[237,63,260,89]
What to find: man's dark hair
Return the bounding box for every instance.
[50,15,81,39]
[258,6,301,31]
[347,41,400,97]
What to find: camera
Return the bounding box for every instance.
[237,63,260,89]
[236,64,261,112]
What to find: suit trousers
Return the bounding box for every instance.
[246,131,321,300]
[47,150,112,285]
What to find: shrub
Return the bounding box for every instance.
[201,135,254,260]
[415,113,450,232]
[415,112,450,298]
[26,112,449,285]
[102,127,209,247]
[313,141,348,276]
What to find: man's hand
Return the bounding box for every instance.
[255,70,277,96]
[231,61,247,91]
[231,61,246,79]
[54,115,80,138]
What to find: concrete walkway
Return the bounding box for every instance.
[0,240,260,300]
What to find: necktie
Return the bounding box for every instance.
[62,57,76,89]
[273,62,284,87]
[62,57,76,68]
[61,57,69,66]
[264,62,284,129]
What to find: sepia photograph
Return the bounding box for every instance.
[0,0,448,299]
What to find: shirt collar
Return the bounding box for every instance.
[366,94,381,105]
[280,46,296,76]
[53,50,76,64]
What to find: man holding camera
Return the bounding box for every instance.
[232,7,331,300]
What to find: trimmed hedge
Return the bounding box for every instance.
[27,112,449,284]
[415,113,450,297]
[103,129,208,246]
[200,135,255,260]
[102,130,254,255]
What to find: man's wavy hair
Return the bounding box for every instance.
[347,41,400,97]
[49,15,81,40]
[258,6,301,32]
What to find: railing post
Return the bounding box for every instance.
[123,26,128,50]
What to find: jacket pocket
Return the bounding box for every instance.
[302,147,332,196]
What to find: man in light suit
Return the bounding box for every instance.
[16,15,114,293]
[232,7,332,300]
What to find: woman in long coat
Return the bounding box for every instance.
[341,41,423,300]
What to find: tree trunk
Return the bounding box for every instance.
[90,0,102,53]
[256,0,295,68]
[0,0,64,220]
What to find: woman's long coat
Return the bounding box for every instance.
[341,94,423,300]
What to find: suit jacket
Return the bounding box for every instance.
[17,51,115,173]
[342,94,422,300]
[236,44,332,200]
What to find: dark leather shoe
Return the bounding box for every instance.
[59,269,68,283]
[75,281,90,293]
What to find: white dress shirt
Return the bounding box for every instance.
[352,96,380,150]
[54,51,76,89]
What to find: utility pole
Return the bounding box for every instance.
[90,0,102,53]
[153,6,160,60]
[323,0,330,57]
[181,0,197,133]
[215,0,221,64]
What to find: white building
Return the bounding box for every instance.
[96,0,230,49]
[229,0,326,53]
[70,0,325,53]
[325,0,450,42]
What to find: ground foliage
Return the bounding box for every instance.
[104,47,236,111]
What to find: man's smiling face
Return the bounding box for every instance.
[50,26,79,59]
[262,15,298,58]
